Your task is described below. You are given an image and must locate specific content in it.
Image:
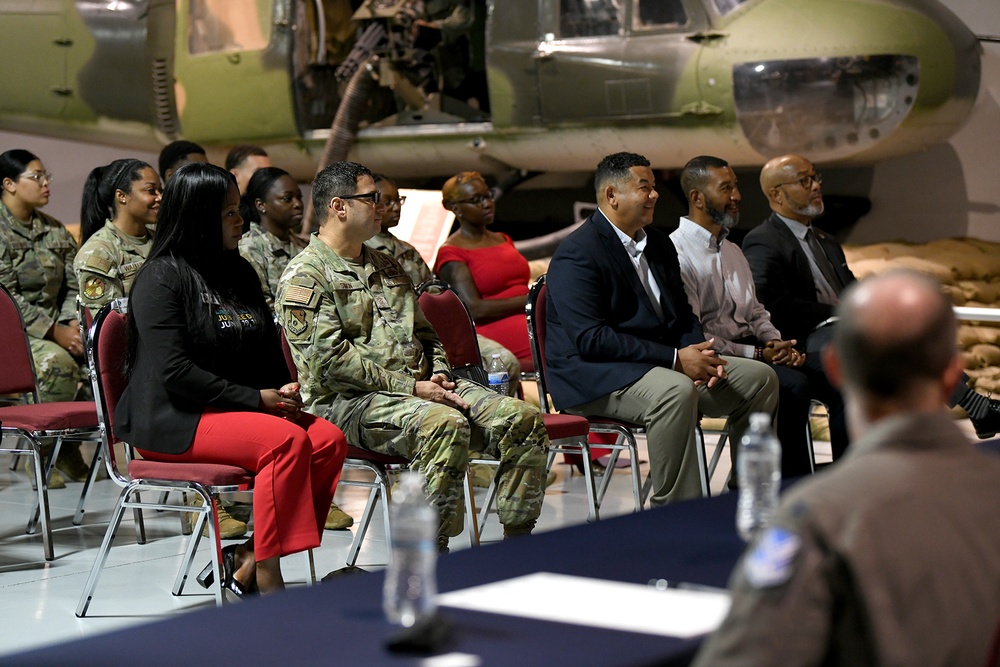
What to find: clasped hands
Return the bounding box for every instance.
[762,339,806,367]
[415,373,469,411]
[677,339,728,388]
[51,321,83,359]
[260,383,304,421]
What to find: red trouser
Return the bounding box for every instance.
[139,410,347,561]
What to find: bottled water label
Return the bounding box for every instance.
[488,371,509,395]
[487,354,509,395]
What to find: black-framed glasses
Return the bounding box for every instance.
[778,171,822,190]
[338,190,382,205]
[383,195,407,208]
[20,171,53,185]
[454,192,494,206]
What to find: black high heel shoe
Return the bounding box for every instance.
[220,544,251,598]
[196,545,255,596]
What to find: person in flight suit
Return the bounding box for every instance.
[694,269,1000,666]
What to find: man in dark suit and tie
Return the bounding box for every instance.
[545,152,779,506]
[744,153,1000,440]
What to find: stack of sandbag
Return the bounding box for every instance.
[844,238,1000,395]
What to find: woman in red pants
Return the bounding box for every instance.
[115,162,347,595]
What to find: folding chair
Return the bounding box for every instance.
[526,275,649,512]
[77,300,254,616]
[71,295,107,525]
[0,283,101,561]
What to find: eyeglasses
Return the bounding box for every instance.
[338,190,381,206]
[777,171,822,190]
[454,192,494,207]
[20,171,53,185]
[383,196,407,208]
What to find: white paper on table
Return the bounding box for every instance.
[436,572,731,639]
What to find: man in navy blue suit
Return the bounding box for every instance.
[545,152,779,505]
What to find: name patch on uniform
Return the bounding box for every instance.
[83,276,106,300]
[283,284,315,306]
[285,308,310,336]
[120,260,143,276]
[743,527,801,589]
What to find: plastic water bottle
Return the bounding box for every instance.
[383,471,439,627]
[736,412,782,542]
[487,353,509,395]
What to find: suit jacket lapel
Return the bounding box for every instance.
[768,213,817,292]
[593,211,649,304]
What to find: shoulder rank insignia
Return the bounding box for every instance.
[743,527,801,589]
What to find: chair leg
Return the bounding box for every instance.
[464,468,481,547]
[25,436,55,561]
[76,487,131,617]
[578,443,600,522]
[695,426,711,498]
[173,509,209,596]
[346,486,380,568]
[304,549,316,586]
[28,436,63,534]
[72,445,104,525]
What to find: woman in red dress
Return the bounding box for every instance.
[434,171,532,366]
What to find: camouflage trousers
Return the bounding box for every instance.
[28,337,87,402]
[328,379,548,537]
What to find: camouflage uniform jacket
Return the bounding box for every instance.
[0,201,79,339]
[277,236,450,430]
[74,220,152,318]
[364,231,434,287]
[239,222,307,309]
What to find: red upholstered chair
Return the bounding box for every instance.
[77,300,255,616]
[418,279,616,527]
[0,283,101,561]
[526,275,650,511]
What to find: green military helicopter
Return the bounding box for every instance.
[0,0,981,185]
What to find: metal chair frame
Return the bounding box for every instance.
[0,283,101,560]
[77,299,255,616]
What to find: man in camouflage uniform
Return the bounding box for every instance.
[239,220,307,310]
[74,220,153,319]
[367,173,521,396]
[277,162,548,545]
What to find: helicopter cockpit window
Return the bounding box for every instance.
[633,0,688,29]
[188,0,269,55]
[559,0,623,38]
[712,0,751,16]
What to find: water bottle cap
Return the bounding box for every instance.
[749,412,771,429]
[492,353,501,358]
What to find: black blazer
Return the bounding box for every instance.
[115,257,290,455]
[742,213,856,344]
[545,210,704,410]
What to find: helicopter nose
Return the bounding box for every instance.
[726,0,980,161]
